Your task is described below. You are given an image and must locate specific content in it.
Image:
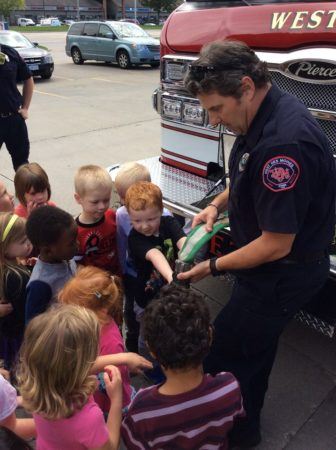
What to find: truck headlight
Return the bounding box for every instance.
[182,102,204,125]
[164,62,186,82]
[162,98,182,120]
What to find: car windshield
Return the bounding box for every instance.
[0,32,33,49]
[108,22,149,38]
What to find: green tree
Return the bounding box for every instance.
[0,0,24,21]
[141,0,179,21]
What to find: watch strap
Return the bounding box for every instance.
[209,257,222,277]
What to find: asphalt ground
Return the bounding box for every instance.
[2,32,336,450]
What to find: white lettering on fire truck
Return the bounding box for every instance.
[271,10,336,30]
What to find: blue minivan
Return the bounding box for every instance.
[65,21,160,69]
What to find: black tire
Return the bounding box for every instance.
[117,50,131,69]
[71,47,84,65]
[151,62,160,68]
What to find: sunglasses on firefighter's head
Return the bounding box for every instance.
[188,63,239,81]
[188,65,217,76]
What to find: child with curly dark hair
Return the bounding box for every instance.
[121,285,244,450]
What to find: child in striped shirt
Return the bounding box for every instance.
[121,285,244,450]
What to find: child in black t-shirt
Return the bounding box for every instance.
[125,181,186,371]
[125,181,186,309]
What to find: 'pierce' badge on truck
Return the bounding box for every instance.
[284,60,336,83]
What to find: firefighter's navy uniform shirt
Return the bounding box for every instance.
[0,44,31,113]
[228,84,336,257]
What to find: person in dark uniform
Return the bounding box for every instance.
[178,40,336,447]
[0,44,34,171]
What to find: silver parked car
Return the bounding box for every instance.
[0,30,54,79]
[65,21,160,69]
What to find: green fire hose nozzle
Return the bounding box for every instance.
[178,220,228,263]
[173,220,229,287]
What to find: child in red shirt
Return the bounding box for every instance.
[74,165,120,274]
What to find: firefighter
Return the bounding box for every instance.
[0,44,33,171]
[178,40,336,447]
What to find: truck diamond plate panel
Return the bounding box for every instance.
[140,157,225,206]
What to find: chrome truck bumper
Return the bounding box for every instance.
[108,156,225,219]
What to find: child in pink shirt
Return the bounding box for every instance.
[59,266,133,412]
[17,304,123,450]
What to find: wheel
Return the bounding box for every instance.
[117,50,131,69]
[71,47,84,65]
[40,70,53,79]
[151,62,160,68]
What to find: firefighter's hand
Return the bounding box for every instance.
[177,259,211,283]
[192,205,219,232]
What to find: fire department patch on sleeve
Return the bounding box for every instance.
[262,156,300,192]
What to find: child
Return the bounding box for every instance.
[0,180,15,213]
[25,205,77,323]
[17,304,123,450]
[74,165,120,274]
[0,369,35,441]
[115,162,171,352]
[58,265,134,412]
[115,162,152,276]
[122,285,244,449]
[0,213,32,370]
[14,162,56,218]
[125,181,186,310]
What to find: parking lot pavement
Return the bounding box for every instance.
[0,31,161,215]
[1,32,336,449]
[194,277,336,450]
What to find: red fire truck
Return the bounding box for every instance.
[111,0,336,336]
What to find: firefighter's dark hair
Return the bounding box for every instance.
[143,285,211,370]
[185,40,270,99]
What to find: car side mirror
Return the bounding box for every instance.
[108,32,116,40]
[33,42,39,47]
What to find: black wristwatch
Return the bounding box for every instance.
[209,257,222,277]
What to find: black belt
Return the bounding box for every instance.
[0,112,15,118]
[279,250,327,265]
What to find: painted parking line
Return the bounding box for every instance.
[34,89,68,99]
[52,75,75,81]
[91,77,133,86]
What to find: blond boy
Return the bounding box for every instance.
[74,164,120,274]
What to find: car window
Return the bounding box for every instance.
[0,32,33,49]
[83,23,99,37]
[98,24,113,38]
[68,23,84,35]
[107,22,149,38]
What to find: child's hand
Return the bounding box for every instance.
[103,365,122,401]
[26,257,38,266]
[0,302,13,317]
[27,200,48,216]
[124,353,153,374]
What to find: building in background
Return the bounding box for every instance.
[10,0,161,24]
